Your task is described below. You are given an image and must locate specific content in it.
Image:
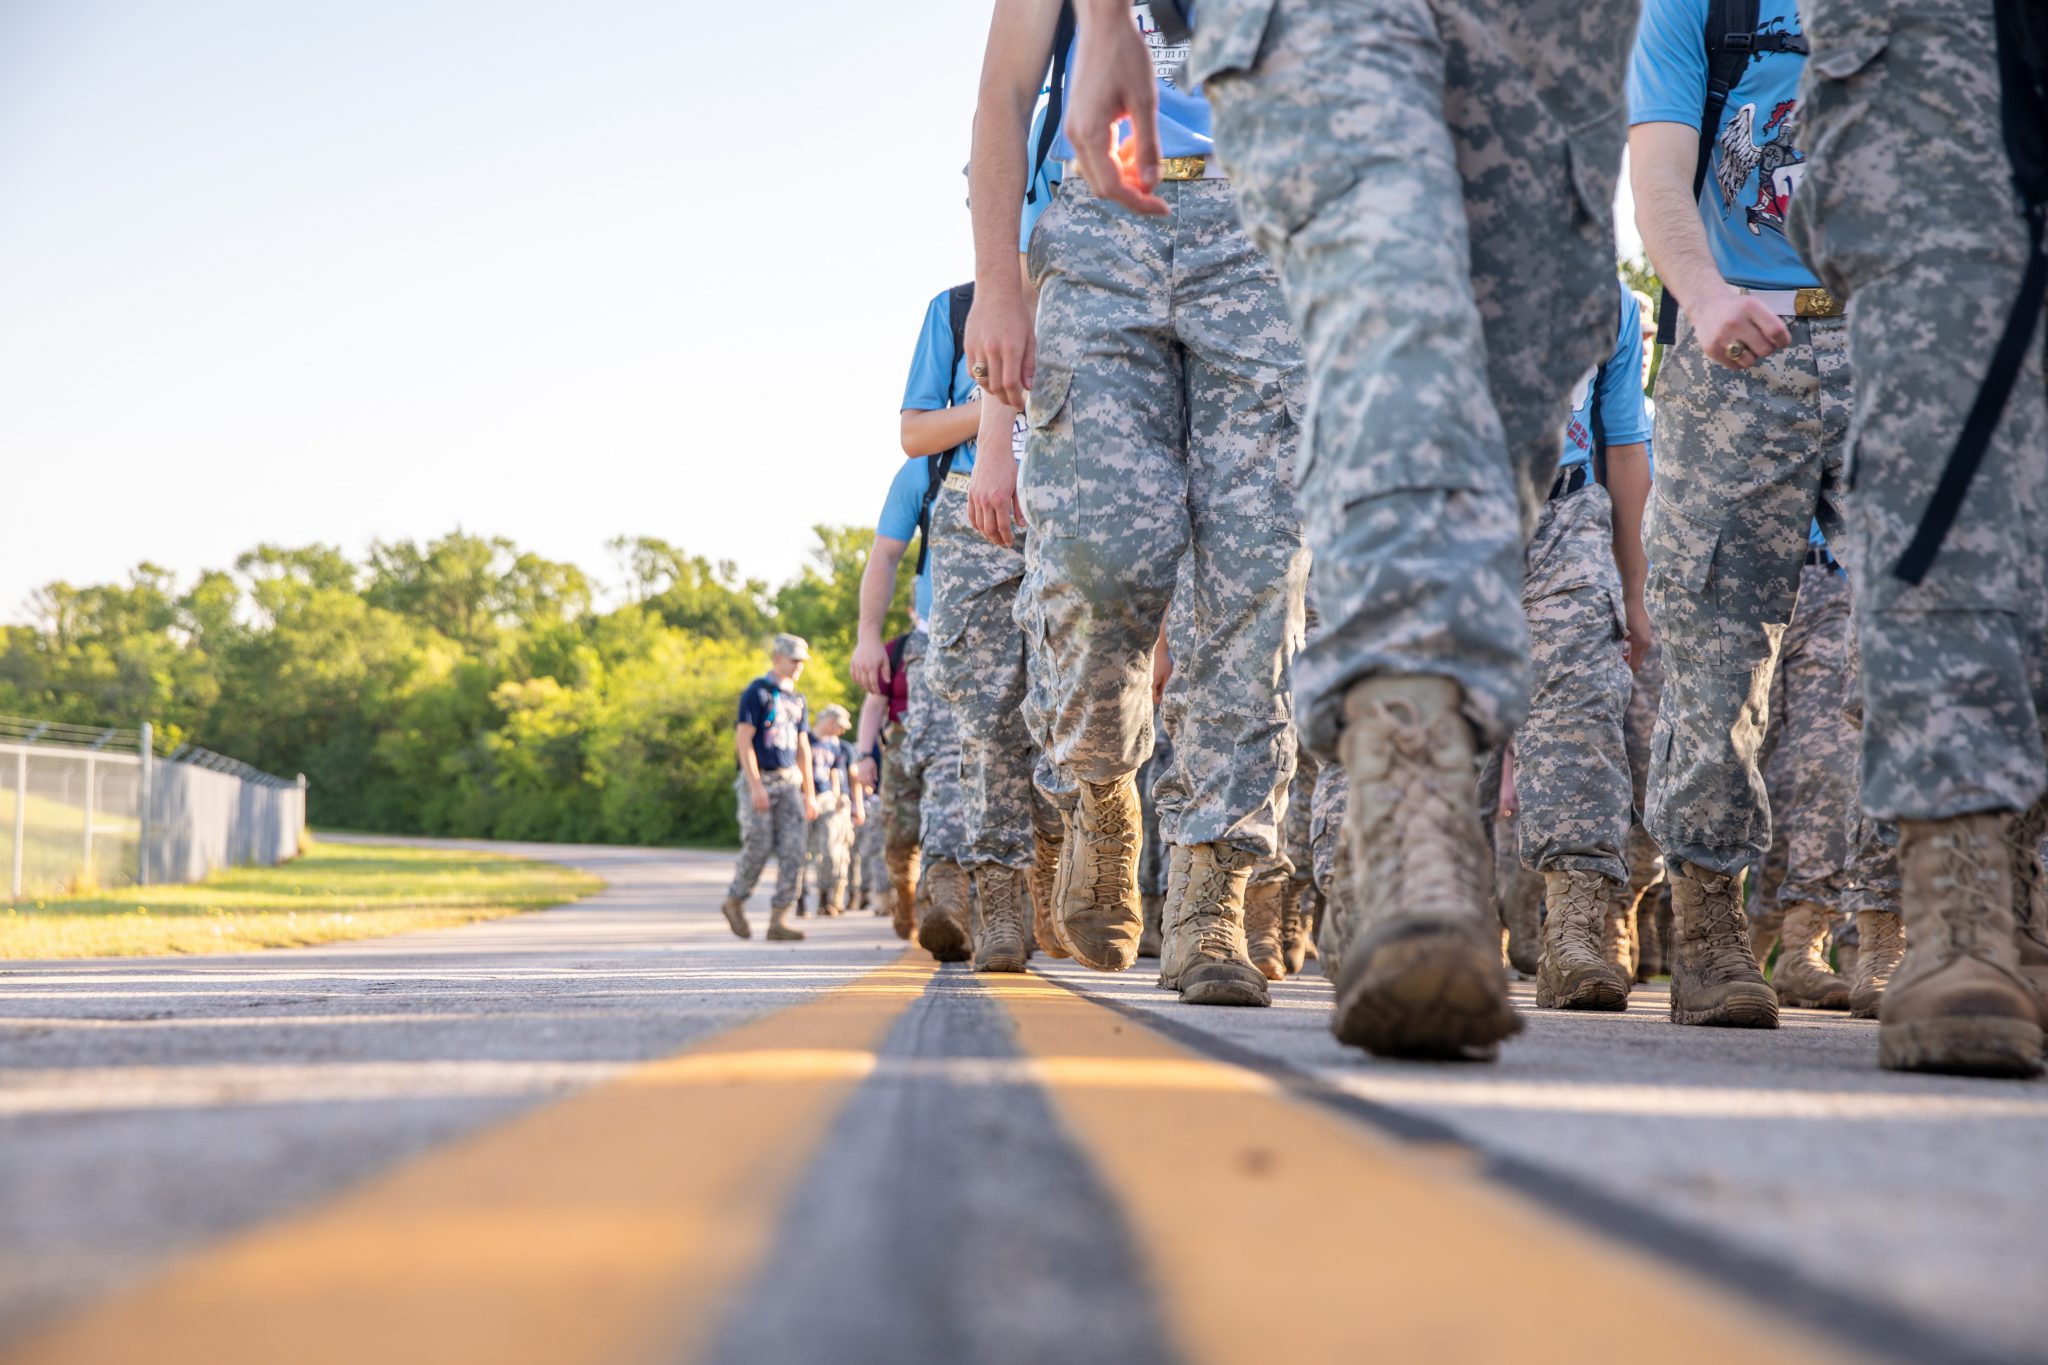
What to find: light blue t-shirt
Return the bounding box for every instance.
[1627,0,1818,290]
[1049,2,1213,163]
[876,455,936,619]
[901,287,978,476]
[1560,285,1654,472]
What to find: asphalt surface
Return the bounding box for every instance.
[2,836,2044,1365]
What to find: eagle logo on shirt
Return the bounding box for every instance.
[1714,98,1806,238]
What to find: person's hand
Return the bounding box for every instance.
[1624,591,1655,672]
[1497,746,1519,820]
[1066,8,1168,217]
[969,429,1025,547]
[803,795,819,823]
[851,635,891,695]
[1688,286,1791,371]
[965,289,1036,410]
[1151,634,1174,708]
[852,804,866,827]
[854,756,878,790]
[749,782,771,814]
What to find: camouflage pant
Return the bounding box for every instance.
[1137,718,1175,899]
[1021,174,1308,857]
[804,792,856,911]
[882,720,920,850]
[853,793,885,903]
[1623,640,1667,898]
[1282,743,1318,883]
[728,767,807,910]
[1643,316,1852,874]
[927,482,1037,869]
[1514,484,1633,882]
[898,629,968,861]
[1790,0,2048,821]
[1198,0,1633,756]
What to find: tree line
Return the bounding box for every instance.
[0,530,911,847]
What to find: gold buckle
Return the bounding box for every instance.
[1158,155,1208,181]
[1794,287,1841,318]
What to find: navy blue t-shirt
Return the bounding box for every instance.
[809,731,848,796]
[738,674,807,773]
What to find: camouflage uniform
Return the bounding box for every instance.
[1021,173,1308,857]
[898,628,969,860]
[853,791,885,907]
[804,789,856,912]
[1513,484,1635,882]
[927,478,1037,869]
[1623,639,1668,905]
[1137,717,1176,901]
[1788,0,2048,823]
[729,768,808,911]
[1197,0,1635,758]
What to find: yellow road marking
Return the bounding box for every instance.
[6,951,936,1365]
[989,971,1869,1365]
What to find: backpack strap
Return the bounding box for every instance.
[913,283,978,577]
[947,282,975,384]
[1658,0,1765,345]
[1028,3,1078,205]
[1589,358,1611,488]
[1894,0,2048,584]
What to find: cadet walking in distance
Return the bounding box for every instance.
[1631,0,1848,1031]
[970,0,1309,1009]
[1789,0,2048,1075]
[856,631,923,940]
[1070,0,1636,1055]
[803,703,861,917]
[722,634,818,943]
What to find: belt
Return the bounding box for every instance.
[1805,546,1842,572]
[942,471,972,493]
[1548,464,1591,502]
[1740,286,1844,318]
[1062,154,1223,182]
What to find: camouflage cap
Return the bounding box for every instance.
[818,703,851,728]
[771,632,810,661]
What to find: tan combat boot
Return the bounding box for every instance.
[2006,803,2048,1023]
[918,859,973,964]
[1054,775,1144,971]
[1747,905,1785,969]
[1633,889,1664,982]
[1771,902,1850,1009]
[720,895,751,940]
[1031,825,1068,959]
[1880,814,2043,1077]
[973,864,1029,973]
[1603,884,1639,982]
[1280,878,1312,976]
[1162,843,1269,1007]
[885,841,921,942]
[765,904,804,941]
[1244,877,1288,982]
[1535,871,1631,1011]
[1494,819,1542,978]
[1668,861,1779,1027]
[1138,893,1164,959]
[1848,908,1903,1019]
[1155,845,1194,990]
[1331,677,1522,1059]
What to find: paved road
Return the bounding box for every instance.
[1,836,2043,1365]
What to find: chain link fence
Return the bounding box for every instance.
[0,717,306,900]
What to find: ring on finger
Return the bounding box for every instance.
[1726,341,1750,362]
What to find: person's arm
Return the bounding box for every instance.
[901,402,982,458]
[1066,0,1168,218]
[853,536,909,693]
[797,732,818,821]
[1605,442,1654,669]
[970,256,1039,546]
[1151,614,1172,707]
[854,694,886,791]
[735,723,770,812]
[967,0,1067,408]
[1629,122,1790,370]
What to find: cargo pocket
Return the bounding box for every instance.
[1788,33,1891,293]
[1019,365,1077,539]
[1644,493,1731,665]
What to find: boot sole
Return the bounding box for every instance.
[1880,1017,2044,1077]
[919,913,972,964]
[974,953,1027,973]
[1332,926,1522,1061]
[1534,970,1630,1011]
[1775,985,1850,1010]
[1252,955,1286,983]
[765,929,805,942]
[1669,984,1780,1028]
[1181,977,1270,1007]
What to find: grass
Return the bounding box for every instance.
[0,786,141,896]
[0,838,603,959]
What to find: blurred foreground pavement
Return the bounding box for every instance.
[1,835,2043,1365]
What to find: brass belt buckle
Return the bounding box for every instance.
[1795,287,1839,318]
[1159,155,1207,181]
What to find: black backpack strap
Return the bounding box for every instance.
[914,451,957,576]
[947,282,975,384]
[1893,0,2048,584]
[1589,359,1611,488]
[1028,3,1078,205]
[1658,0,1764,345]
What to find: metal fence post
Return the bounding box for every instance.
[81,753,95,885]
[297,773,308,855]
[136,722,153,887]
[10,749,24,900]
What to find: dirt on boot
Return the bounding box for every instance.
[1168,844,1269,1007]
[973,865,1030,973]
[1054,775,1144,971]
[1031,826,1068,959]
[1535,871,1631,1011]
[1331,677,1522,1060]
[1772,902,1850,1009]
[917,859,974,964]
[886,841,921,942]
[1602,885,1639,982]
[1849,909,1904,1019]
[1668,862,1779,1028]
[1155,845,1194,991]
[1881,815,2043,1077]
[1245,877,1287,982]
[1138,892,1163,959]
[720,896,752,940]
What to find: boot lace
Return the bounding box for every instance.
[1363,697,1488,921]
[1675,867,1758,979]
[1080,780,1137,902]
[1187,856,1245,961]
[1932,824,2002,959]
[1552,874,1606,965]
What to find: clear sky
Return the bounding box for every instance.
[0,3,1640,622]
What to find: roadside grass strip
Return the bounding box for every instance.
[981,970,1871,1365]
[3,949,937,1365]
[0,840,603,958]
